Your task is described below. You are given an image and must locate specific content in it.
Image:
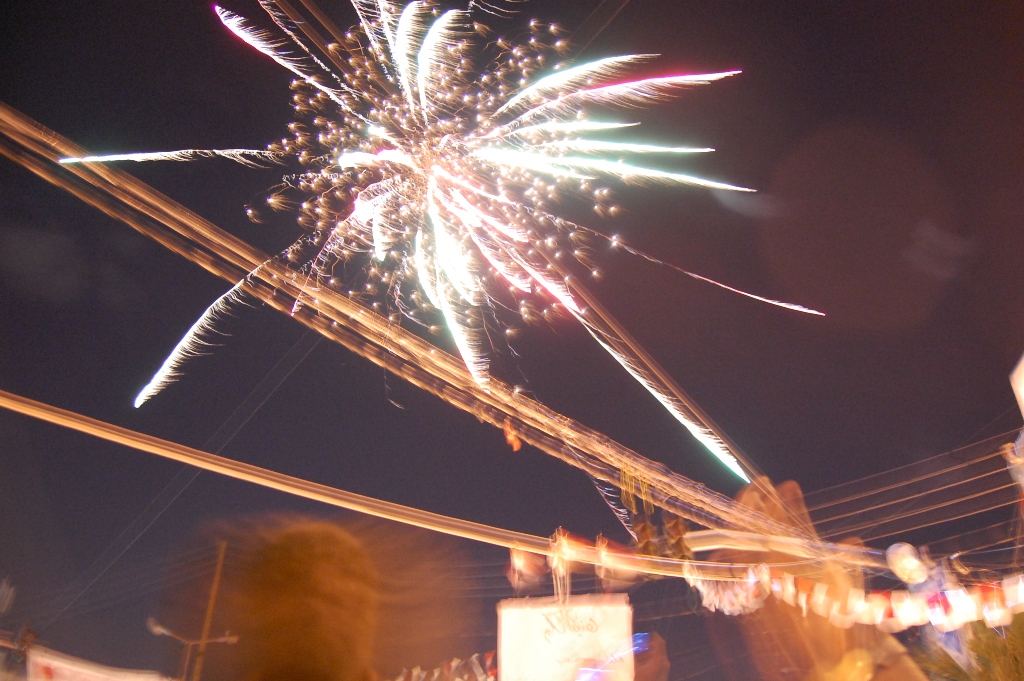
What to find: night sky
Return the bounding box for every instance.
[1,0,1023,677]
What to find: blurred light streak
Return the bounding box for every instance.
[0,101,811,543]
[0,387,852,579]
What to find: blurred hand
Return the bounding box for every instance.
[710,479,926,681]
[634,632,670,681]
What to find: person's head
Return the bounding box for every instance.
[225,518,379,681]
[163,515,482,681]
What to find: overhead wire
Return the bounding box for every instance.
[853,495,1022,543]
[806,448,1007,514]
[55,557,222,622]
[952,406,1020,449]
[0,101,812,544]
[0,387,817,581]
[9,552,221,627]
[798,430,1021,543]
[1,80,1018,598]
[569,0,633,56]
[813,467,1013,528]
[7,543,217,606]
[924,519,1020,556]
[38,329,322,630]
[804,431,1015,512]
[821,484,1019,539]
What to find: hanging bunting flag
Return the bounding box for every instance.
[688,567,1024,634]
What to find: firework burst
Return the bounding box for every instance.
[62,0,823,480]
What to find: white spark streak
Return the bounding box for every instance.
[395,1,428,110]
[414,227,443,310]
[497,121,640,139]
[429,179,479,303]
[536,141,714,155]
[134,281,250,408]
[351,0,389,60]
[352,184,401,260]
[495,54,658,115]
[215,6,358,112]
[671,267,825,315]
[506,253,581,314]
[470,148,597,179]
[437,279,489,385]
[447,189,528,242]
[258,0,349,90]
[417,10,468,121]
[472,148,753,191]
[60,149,283,167]
[508,71,742,128]
[336,151,381,168]
[594,240,824,315]
[439,192,533,291]
[584,327,750,482]
[378,0,400,55]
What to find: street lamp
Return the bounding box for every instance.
[146,617,237,681]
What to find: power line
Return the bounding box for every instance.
[0,387,841,581]
[39,330,321,630]
[570,0,633,57]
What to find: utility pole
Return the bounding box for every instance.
[190,541,227,681]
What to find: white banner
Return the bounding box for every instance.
[1011,352,1024,420]
[27,647,169,681]
[498,594,634,681]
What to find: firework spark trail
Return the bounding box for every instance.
[493,53,658,115]
[56,0,822,482]
[548,262,755,482]
[60,149,284,167]
[615,241,826,316]
[214,6,363,111]
[133,280,252,408]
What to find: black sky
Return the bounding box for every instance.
[1,0,1023,675]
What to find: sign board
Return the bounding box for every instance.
[498,594,634,681]
[27,647,169,681]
